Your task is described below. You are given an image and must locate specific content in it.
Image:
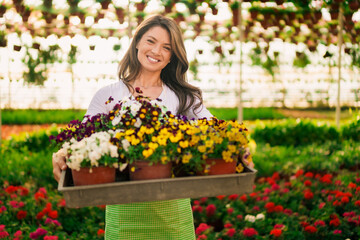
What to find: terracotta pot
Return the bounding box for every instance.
[71,166,116,186]
[204,158,237,175]
[129,161,172,181]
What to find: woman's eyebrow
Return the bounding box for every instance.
[147,35,171,46]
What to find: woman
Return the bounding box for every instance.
[53,14,212,239]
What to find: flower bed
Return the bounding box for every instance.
[192,169,360,239]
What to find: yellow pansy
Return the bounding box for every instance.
[179,140,189,148]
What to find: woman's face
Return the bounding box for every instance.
[136,26,172,75]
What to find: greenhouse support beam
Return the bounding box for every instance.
[336,6,343,129]
[237,1,243,123]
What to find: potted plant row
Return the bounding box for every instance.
[51,88,252,186]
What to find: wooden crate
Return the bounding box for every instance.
[58,167,257,208]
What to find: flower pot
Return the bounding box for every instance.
[129,161,172,181]
[203,158,237,175]
[71,166,116,186]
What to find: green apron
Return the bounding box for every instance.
[105,198,195,240]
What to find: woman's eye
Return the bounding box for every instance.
[147,40,154,43]
[164,47,171,51]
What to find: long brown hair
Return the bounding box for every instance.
[118,14,203,116]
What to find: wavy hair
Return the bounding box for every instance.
[118,14,203,116]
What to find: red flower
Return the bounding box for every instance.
[5,186,18,194]
[295,169,304,177]
[216,195,226,200]
[237,214,243,220]
[36,211,45,220]
[228,194,238,201]
[200,197,208,204]
[206,204,216,216]
[314,220,325,227]
[300,221,309,228]
[304,172,314,178]
[34,192,46,201]
[226,228,236,237]
[242,228,258,237]
[304,225,317,233]
[224,223,233,228]
[239,194,247,202]
[57,199,66,207]
[348,182,357,189]
[333,200,341,206]
[319,202,326,209]
[265,202,275,210]
[341,196,349,204]
[192,205,203,213]
[304,190,314,200]
[18,187,29,196]
[304,180,312,187]
[197,235,207,240]
[227,208,234,215]
[270,228,282,237]
[195,223,211,235]
[320,174,332,184]
[355,200,360,207]
[48,210,58,219]
[193,200,200,205]
[97,229,105,236]
[330,218,340,227]
[16,210,27,220]
[274,205,283,213]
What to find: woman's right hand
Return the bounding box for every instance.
[52,150,68,182]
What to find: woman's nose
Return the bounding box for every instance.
[151,44,161,54]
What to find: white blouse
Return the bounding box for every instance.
[85,81,213,120]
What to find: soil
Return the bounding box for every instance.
[1,124,65,140]
[278,109,331,119]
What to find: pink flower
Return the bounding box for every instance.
[253,206,260,211]
[195,223,211,235]
[29,228,47,239]
[14,231,22,237]
[0,225,5,231]
[333,229,342,234]
[206,204,216,217]
[0,231,9,239]
[38,187,47,195]
[274,224,284,229]
[242,228,258,237]
[44,236,58,240]
[271,184,280,191]
[197,235,207,240]
[319,202,326,209]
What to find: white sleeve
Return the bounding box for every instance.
[85,86,112,117]
[186,98,213,120]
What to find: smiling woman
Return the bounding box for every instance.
[51,14,214,240]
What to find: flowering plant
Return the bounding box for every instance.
[51,87,252,175]
[55,130,120,171]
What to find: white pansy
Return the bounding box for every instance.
[134,117,142,128]
[244,215,256,223]
[122,139,130,152]
[130,102,141,116]
[256,213,265,220]
[119,163,128,172]
[112,116,121,126]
